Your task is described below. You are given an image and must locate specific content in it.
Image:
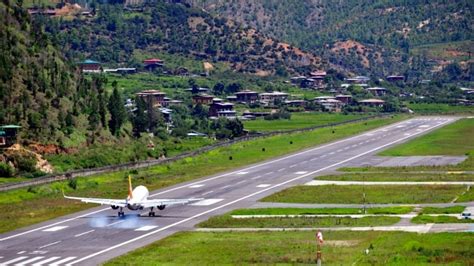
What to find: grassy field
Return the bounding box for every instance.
[317,172,474,182]
[407,103,474,114]
[420,206,466,214]
[261,185,467,204]
[456,187,474,202]
[411,40,474,62]
[0,116,406,233]
[231,207,413,216]
[412,215,473,224]
[197,215,400,228]
[380,118,474,156]
[105,231,474,265]
[243,113,368,132]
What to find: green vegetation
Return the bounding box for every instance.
[411,41,474,62]
[407,103,474,114]
[317,172,474,182]
[105,231,474,265]
[420,206,465,214]
[380,118,474,156]
[261,185,467,204]
[198,215,400,228]
[231,207,413,216]
[456,188,474,202]
[0,116,405,233]
[412,215,473,224]
[243,113,368,132]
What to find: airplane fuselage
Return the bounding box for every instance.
[126,185,149,210]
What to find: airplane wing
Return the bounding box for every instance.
[64,195,127,207]
[139,198,202,208]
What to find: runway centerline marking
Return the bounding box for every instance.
[74,230,95,237]
[106,220,125,227]
[135,225,158,231]
[39,241,61,249]
[68,119,453,265]
[251,175,262,180]
[0,118,450,243]
[201,191,214,196]
[17,251,26,255]
[42,226,68,232]
[191,199,223,206]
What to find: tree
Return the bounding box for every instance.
[131,97,148,137]
[108,87,127,136]
[213,82,225,95]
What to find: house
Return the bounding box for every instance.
[192,94,214,105]
[209,100,236,118]
[80,59,101,73]
[136,90,167,107]
[0,125,21,147]
[358,99,385,107]
[226,96,237,102]
[346,76,370,84]
[290,76,306,85]
[386,75,404,82]
[316,99,344,112]
[284,100,306,108]
[314,96,336,101]
[144,58,164,71]
[310,71,327,78]
[185,87,209,93]
[335,94,353,104]
[259,92,289,105]
[235,90,259,103]
[367,87,388,96]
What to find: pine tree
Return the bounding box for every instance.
[108,87,127,136]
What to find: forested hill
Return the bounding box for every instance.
[0,0,115,144]
[44,1,321,75]
[190,0,473,80]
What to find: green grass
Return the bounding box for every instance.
[261,185,467,204]
[456,187,474,202]
[230,207,413,215]
[0,116,407,233]
[317,172,474,182]
[197,215,400,228]
[420,206,466,214]
[411,40,474,62]
[243,113,368,132]
[407,103,474,114]
[105,231,474,265]
[412,215,473,224]
[380,118,474,156]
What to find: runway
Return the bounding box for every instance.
[0,116,461,265]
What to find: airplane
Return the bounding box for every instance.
[64,175,202,217]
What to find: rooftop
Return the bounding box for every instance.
[136,90,166,96]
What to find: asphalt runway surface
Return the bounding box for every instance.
[0,116,463,265]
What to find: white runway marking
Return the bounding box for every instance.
[256,184,271,188]
[295,171,308,175]
[236,172,248,175]
[32,256,61,266]
[289,164,297,168]
[39,241,61,249]
[188,184,204,188]
[419,125,429,128]
[42,226,68,232]
[262,171,274,176]
[201,191,214,196]
[135,225,158,231]
[17,251,26,255]
[1,256,28,265]
[67,119,453,265]
[16,256,45,265]
[251,175,262,180]
[106,220,125,227]
[74,230,95,237]
[220,185,231,189]
[277,168,286,172]
[236,180,246,185]
[191,199,223,206]
[50,256,76,265]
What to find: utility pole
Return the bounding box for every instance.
[316,231,323,266]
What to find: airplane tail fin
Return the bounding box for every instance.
[127,175,133,200]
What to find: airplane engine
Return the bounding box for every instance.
[157,205,165,210]
[111,205,119,210]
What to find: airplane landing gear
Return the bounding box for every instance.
[148,207,155,217]
[118,207,125,217]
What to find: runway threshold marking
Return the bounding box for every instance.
[42,226,68,232]
[68,119,453,265]
[15,256,45,265]
[32,256,61,266]
[0,118,447,243]
[49,256,76,265]
[0,256,28,265]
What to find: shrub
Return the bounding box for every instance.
[0,162,15,177]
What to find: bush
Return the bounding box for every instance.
[0,162,15,177]
[15,156,37,173]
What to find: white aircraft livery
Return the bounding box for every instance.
[64,176,201,217]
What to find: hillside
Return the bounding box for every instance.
[189,0,473,80]
[44,1,322,76]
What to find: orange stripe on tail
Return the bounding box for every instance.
[127,175,133,200]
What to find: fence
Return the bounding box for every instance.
[0,114,391,192]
